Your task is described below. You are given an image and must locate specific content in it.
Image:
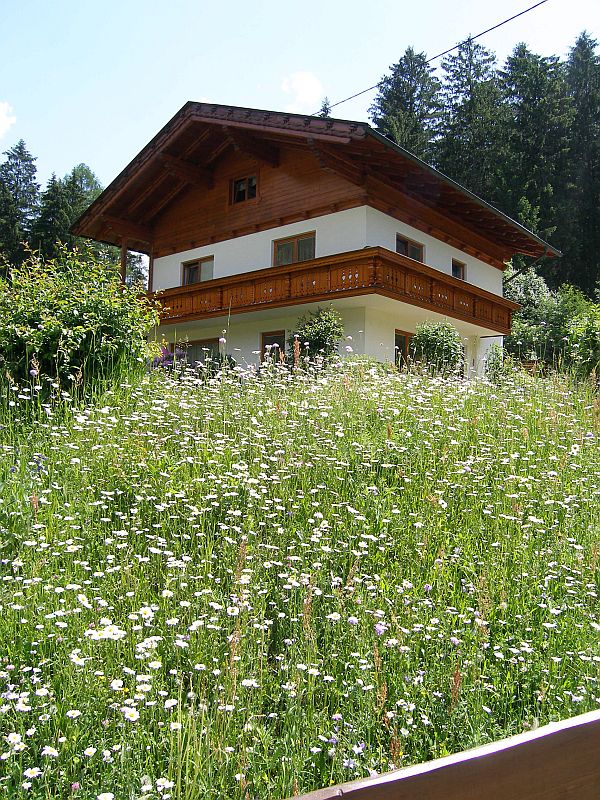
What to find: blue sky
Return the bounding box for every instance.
[1,0,598,188]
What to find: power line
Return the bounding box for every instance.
[319,0,550,114]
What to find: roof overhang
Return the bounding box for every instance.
[71,102,560,262]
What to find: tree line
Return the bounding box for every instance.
[0,143,144,282]
[365,31,599,296]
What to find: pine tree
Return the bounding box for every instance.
[0,140,39,240]
[30,174,72,260]
[318,98,332,118]
[557,32,600,294]
[369,47,442,160]
[0,177,23,268]
[500,44,573,252]
[435,39,506,203]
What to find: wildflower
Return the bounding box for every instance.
[121,706,140,722]
[66,710,81,719]
[41,745,59,757]
[347,616,359,625]
[97,794,114,800]
[83,747,97,757]
[24,768,42,778]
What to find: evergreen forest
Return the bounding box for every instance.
[368,31,599,297]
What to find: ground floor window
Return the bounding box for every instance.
[181,338,220,363]
[395,329,412,366]
[261,330,286,361]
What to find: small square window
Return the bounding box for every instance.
[182,256,214,285]
[396,235,424,262]
[232,175,257,204]
[452,259,466,280]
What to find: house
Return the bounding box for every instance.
[72,102,559,372]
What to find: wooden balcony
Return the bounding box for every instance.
[153,247,518,335]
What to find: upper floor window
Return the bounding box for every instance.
[452,259,466,280]
[182,256,214,285]
[231,175,257,204]
[396,234,424,262]
[273,232,316,266]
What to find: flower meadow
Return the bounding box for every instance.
[0,362,598,799]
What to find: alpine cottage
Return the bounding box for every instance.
[72,102,560,372]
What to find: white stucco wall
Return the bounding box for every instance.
[152,205,505,298]
[161,305,366,368]
[152,207,368,291]
[364,207,503,295]
[159,295,502,376]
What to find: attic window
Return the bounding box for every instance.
[232,175,257,204]
[396,234,424,262]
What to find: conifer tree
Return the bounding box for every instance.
[500,44,573,251]
[435,39,506,204]
[558,32,600,293]
[30,174,72,260]
[0,177,23,268]
[0,140,39,240]
[369,47,442,160]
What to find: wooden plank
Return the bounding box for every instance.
[103,215,153,244]
[120,240,128,283]
[159,153,213,187]
[293,710,600,800]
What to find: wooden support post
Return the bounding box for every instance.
[148,248,154,293]
[120,240,128,284]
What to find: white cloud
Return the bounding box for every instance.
[281,72,324,114]
[0,102,16,140]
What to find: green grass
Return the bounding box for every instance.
[0,361,598,800]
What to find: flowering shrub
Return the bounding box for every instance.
[0,247,158,392]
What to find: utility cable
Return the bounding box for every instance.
[317,0,550,115]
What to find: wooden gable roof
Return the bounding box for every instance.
[72,102,560,264]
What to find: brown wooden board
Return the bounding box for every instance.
[291,710,600,800]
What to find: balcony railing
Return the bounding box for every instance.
[152,247,518,334]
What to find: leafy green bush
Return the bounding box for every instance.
[288,305,344,360]
[484,342,505,382]
[409,321,464,375]
[504,275,596,370]
[567,306,600,378]
[0,247,159,392]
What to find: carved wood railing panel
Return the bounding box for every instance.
[153,247,518,334]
